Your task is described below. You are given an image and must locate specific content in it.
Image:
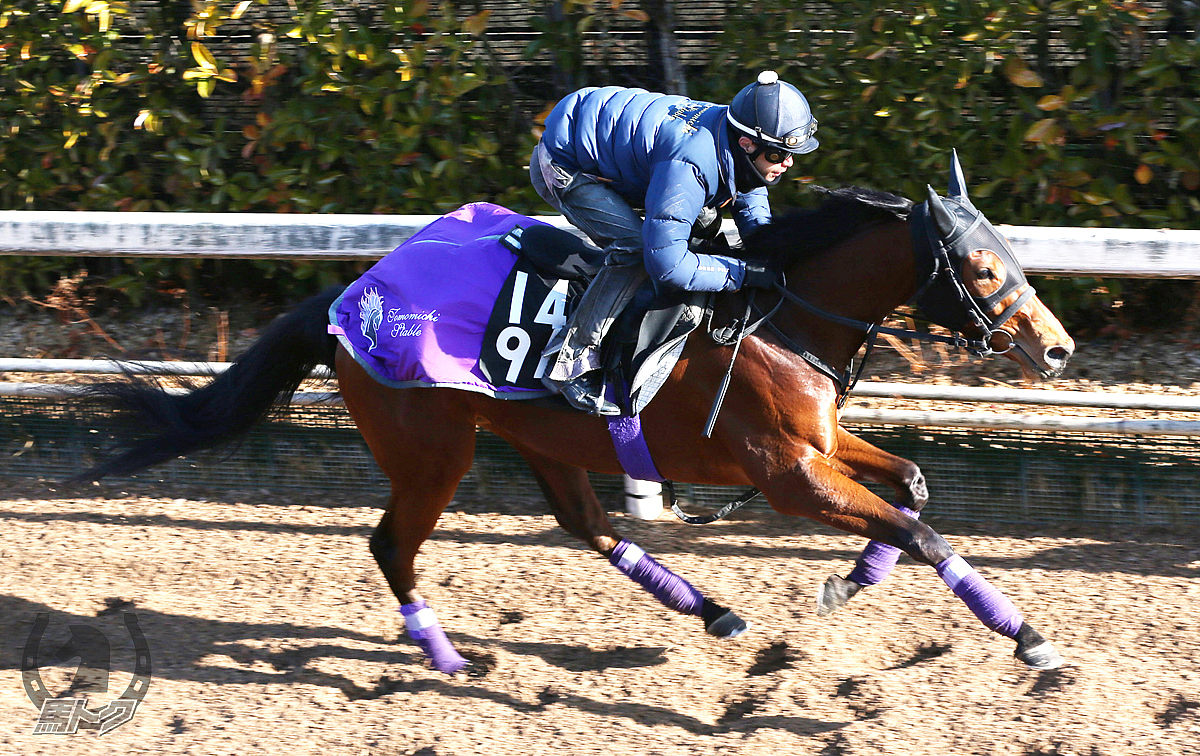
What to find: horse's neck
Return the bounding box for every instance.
[778,220,916,365]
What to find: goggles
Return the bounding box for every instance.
[756,145,793,165]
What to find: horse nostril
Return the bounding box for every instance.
[1046,346,1072,365]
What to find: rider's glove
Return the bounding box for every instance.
[741,259,777,290]
[691,233,732,256]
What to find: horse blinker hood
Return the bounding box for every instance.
[907,151,1034,354]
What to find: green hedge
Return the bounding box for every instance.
[0,0,533,214]
[0,1,1197,326]
[0,0,539,302]
[704,0,1200,227]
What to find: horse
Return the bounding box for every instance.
[77,154,1074,675]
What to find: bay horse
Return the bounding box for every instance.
[78,155,1074,675]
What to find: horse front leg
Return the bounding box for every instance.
[764,449,1064,671]
[817,427,931,616]
[834,426,928,509]
[511,442,749,639]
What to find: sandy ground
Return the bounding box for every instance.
[2,299,1199,755]
[1,480,1199,756]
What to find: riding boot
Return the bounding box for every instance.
[544,262,647,382]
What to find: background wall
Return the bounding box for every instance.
[1,1,1198,323]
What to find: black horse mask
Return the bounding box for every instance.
[908,151,1035,355]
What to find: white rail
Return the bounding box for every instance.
[1,211,1199,277]
[840,407,1200,436]
[0,358,335,379]
[3,358,1199,412]
[2,213,1197,447]
[0,211,581,261]
[998,225,1200,279]
[0,382,337,405]
[851,381,1200,412]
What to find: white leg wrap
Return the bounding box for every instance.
[617,542,645,571]
[404,607,439,637]
[937,554,974,590]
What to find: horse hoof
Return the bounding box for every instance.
[1015,640,1064,671]
[816,574,862,617]
[705,609,749,639]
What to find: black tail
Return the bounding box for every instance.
[75,286,344,482]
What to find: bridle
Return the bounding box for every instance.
[673,177,1039,525]
[715,195,1037,410]
[907,187,1037,360]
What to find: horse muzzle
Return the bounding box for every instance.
[1005,331,1074,381]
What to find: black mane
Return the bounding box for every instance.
[743,186,913,265]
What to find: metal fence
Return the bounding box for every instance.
[3,393,1196,528]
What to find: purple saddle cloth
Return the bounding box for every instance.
[328,202,554,398]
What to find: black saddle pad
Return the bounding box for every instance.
[502,222,709,414]
[514,224,604,283]
[604,282,708,414]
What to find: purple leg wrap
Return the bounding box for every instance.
[846,505,920,586]
[936,555,1024,638]
[609,539,703,616]
[400,600,468,674]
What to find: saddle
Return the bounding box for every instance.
[510,224,708,416]
[329,202,712,416]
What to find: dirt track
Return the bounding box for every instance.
[2,479,1199,756]
[2,301,1200,754]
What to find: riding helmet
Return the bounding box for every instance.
[727,70,819,155]
[726,71,818,190]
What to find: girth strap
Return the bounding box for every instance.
[607,413,665,482]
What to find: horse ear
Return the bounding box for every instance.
[948,148,969,200]
[926,185,957,237]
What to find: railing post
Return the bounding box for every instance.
[623,475,664,520]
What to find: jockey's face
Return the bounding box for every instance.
[756,151,794,183]
[738,136,794,184]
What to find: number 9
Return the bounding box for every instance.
[496,326,531,383]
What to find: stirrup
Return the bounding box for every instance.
[546,374,620,416]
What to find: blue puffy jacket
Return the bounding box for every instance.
[540,86,772,292]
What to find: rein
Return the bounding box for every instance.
[761,281,995,405]
[671,207,1036,527]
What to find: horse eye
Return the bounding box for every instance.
[981,268,996,280]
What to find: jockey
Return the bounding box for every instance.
[530,70,819,415]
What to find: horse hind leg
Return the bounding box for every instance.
[513,443,748,639]
[339,355,476,674]
[370,504,469,675]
